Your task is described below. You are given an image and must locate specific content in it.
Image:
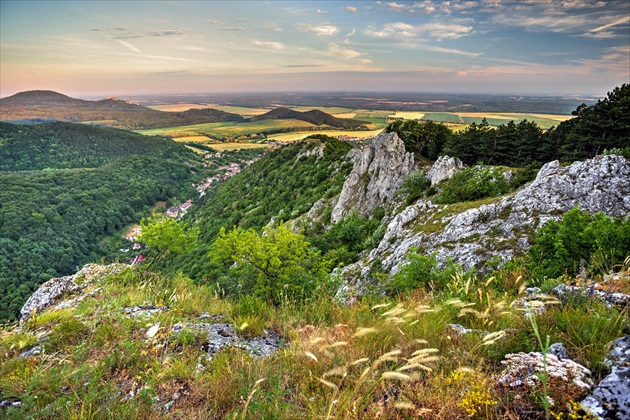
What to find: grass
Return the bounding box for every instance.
[137,120,318,138]
[204,142,269,151]
[2,253,625,419]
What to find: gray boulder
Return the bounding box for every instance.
[19,276,81,324]
[582,366,630,419]
[427,155,464,186]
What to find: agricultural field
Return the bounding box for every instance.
[267,128,384,142]
[136,120,317,138]
[147,103,218,112]
[288,106,355,115]
[417,112,571,129]
[203,142,269,151]
[390,111,426,120]
[216,106,270,117]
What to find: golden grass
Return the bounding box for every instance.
[267,128,383,142]
[205,142,269,151]
[392,112,426,120]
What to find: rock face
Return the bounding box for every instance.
[331,131,416,223]
[582,335,630,419]
[19,263,128,324]
[338,155,630,295]
[427,155,464,186]
[20,276,80,324]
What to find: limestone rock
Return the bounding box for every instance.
[427,155,464,186]
[20,275,81,324]
[187,323,282,359]
[331,131,416,223]
[338,155,630,296]
[582,366,630,419]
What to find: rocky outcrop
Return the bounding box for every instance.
[19,263,128,324]
[427,155,464,186]
[582,335,630,419]
[338,155,630,295]
[20,276,80,324]
[331,131,416,223]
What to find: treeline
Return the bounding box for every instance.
[0,123,210,322]
[387,84,630,166]
[0,122,192,171]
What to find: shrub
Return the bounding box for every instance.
[436,166,510,204]
[399,170,431,204]
[528,207,630,281]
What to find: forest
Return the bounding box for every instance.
[0,122,213,321]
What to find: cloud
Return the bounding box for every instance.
[146,30,186,37]
[220,27,246,31]
[235,18,249,22]
[328,43,372,63]
[589,16,630,33]
[302,24,340,36]
[366,21,473,42]
[115,40,141,54]
[252,40,286,50]
[342,6,358,13]
[206,19,221,24]
[316,9,329,14]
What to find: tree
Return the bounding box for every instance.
[210,222,329,303]
[138,214,199,268]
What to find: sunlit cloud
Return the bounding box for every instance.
[301,24,340,36]
[252,40,286,50]
[366,21,474,42]
[342,6,358,13]
[220,27,246,31]
[316,9,329,14]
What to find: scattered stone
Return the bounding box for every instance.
[427,155,464,186]
[605,336,630,367]
[553,283,630,309]
[20,275,81,324]
[548,343,570,361]
[121,305,168,318]
[146,323,160,338]
[188,323,282,359]
[18,346,42,358]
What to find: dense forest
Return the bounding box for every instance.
[387,84,630,166]
[0,122,212,321]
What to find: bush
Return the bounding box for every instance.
[528,207,630,281]
[436,166,510,204]
[399,170,431,204]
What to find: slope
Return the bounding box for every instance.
[0,90,244,129]
[247,107,368,129]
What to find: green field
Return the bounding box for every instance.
[204,142,269,151]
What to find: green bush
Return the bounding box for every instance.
[528,207,630,281]
[436,166,510,204]
[399,169,432,204]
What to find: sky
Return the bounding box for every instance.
[1,0,629,98]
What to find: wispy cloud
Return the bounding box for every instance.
[206,19,221,24]
[281,64,325,68]
[316,9,329,14]
[342,6,358,13]
[328,43,372,63]
[301,24,340,36]
[220,27,246,31]
[252,40,286,50]
[115,39,141,54]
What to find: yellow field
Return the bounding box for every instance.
[334,112,358,119]
[216,106,270,117]
[458,112,514,120]
[172,135,212,143]
[148,104,218,112]
[528,114,573,121]
[267,128,384,142]
[391,112,426,120]
[205,142,269,151]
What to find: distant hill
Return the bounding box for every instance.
[0,90,244,129]
[248,107,368,129]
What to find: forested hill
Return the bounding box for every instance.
[0,122,206,321]
[248,107,368,129]
[0,122,191,171]
[0,90,243,129]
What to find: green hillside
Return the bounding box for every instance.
[0,122,208,321]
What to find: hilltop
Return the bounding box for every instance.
[248,107,368,129]
[0,90,244,129]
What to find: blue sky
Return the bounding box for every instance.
[1,0,628,97]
